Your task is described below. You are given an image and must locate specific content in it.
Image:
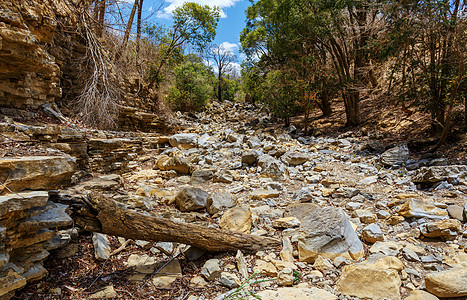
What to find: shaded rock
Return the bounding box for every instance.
[219,207,252,234]
[312,256,334,274]
[298,207,364,263]
[92,233,110,261]
[169,133,198,149]
[0,191,48,216]
[174,187,208,212]
[0,269,26,297]
[206,191,237,215]
[380,143,409,166]
[419,219,461,240]
[293,186,314,202]
[0,156,76,193]
[90,285,117,299]
[412,165,467,184]
[361,223,384,243]
[398,199,448,219]
[425,268,467,298]
[281,151,309,166]
[191,169,214,183]
[213,170,234,183]
[152,259,182,288]
[18,202,72,231]
[201,259,221,281]
[241,151,259,165]
[164,156,191,175]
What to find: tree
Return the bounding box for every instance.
[382,0,466,135]
[209,44,237,102]
[147,3,220,89]
[136,0,143,55]
[167,56,215,112]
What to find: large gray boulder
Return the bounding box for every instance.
[298,207,364,263]
[380,143,409,166]
[169,133,199,149]
[174,187,209,212]
[412,165,467,184]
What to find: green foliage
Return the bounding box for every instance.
[173,3,221,53]
[167,58,214,112]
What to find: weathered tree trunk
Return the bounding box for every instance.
[122,0,138,48]
[96,0,106,37]
[318,88,332,117]
[217,70,222,102]
[136,0,143,55]
[66,194,280,252]
[343,90,361,126]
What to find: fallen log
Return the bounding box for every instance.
[63,193,280,252]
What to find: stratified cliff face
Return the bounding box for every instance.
[0,0,89,110]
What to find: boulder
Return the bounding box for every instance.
[336,259,402,300]
[281,151,309,166]
[398,199,448,219]
[219,207,252,234]
[419,219,461,240]
[380,143,409,166]
[206,191,237,215]
[298,207,364,262]
[425,268,467,298]
[164,156,191,175]
[256,286,337,300]
[169,133,198,149]
[174,187,209,212]
[412,165,467,184]
[258,155,286,180]
[0,191,48,216]
[0,156,76,193]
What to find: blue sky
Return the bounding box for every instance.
[139,0,250,69]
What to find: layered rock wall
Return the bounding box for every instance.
[0,0,88,110]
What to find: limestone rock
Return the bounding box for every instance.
[405,290,439,300]
[272,217,300,229]
[298,207,364,263]
[412,165,467,184]
[250,189,280,200]
[90,285,117,299]
[18,202,73,231]
[255,287,337,300]
[169,133,198,149]
[254,260,277,276]
[361,223,384,243]
[336,261,402,300]
[0,191,48,216]
[425,267,467,298]
[419,219,461,240]
[258,155,286,180]
[380,143,409,166]
[281,151,309,166]
[219,272,240,289]
[447,205,466,222]
[152,259,182,288]
[277,267,294,286]
[242,151,259,165]
[92,233,111,261]
[164,156,191,175]
[174,187,208,212]
[219,207,252,234]
[0,156,76,193]
[0,269,26,297]
[201,259,221,281]
[398,199,448,219]
[206,191,237,215]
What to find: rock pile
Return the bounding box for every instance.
[0,156,75,299]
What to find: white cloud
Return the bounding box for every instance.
[219,41,239,52]
[161,0,242,18]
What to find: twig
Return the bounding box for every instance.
[110,239,131,256]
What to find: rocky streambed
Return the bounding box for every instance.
[1,101,466,299]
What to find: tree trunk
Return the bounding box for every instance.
[122,0,138,48]
[217,71,222,102]
[96,0,105,37]
[343,90,361,126]
[136,0,143,55]
[62,194,280,252]
[318,88,332,117]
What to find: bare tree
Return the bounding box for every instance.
[209,44,237,102]
[136,0,144,55]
